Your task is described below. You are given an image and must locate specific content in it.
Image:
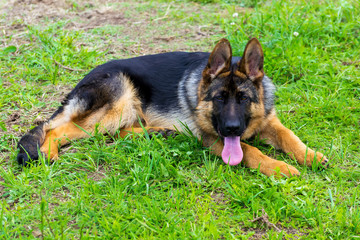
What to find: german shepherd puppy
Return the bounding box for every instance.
[17,38,328,177]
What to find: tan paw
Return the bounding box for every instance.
[271,162,300,178]
[40,145,59,160]
[148,128,178,138]
[316,152,329,167]
[304,151,329,168]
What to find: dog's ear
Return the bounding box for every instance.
[204,38,232,78]
[238,38,264,83]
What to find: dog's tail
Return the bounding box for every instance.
[17,121,48,166]
[17,102,66,166]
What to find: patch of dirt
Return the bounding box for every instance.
[242,209,309,239]
[4,0,76,28]
[87,165,107,181]
[342,60,360,68]
[250,209,281,232]
[51,186,71,204]
[6,112,20,124]
[0,183,5,196]
[1,0,229,54]
[246,227,267,240]
[31,229,42,238]
[210,192,229,205]
[70,7,128,30]
[243,225,308,239]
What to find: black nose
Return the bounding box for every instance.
[225,120,241,135]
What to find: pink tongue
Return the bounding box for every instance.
[221,136,243,165]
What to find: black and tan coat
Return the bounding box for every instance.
[17,38,328,177]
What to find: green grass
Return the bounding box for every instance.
[1,0,359,239]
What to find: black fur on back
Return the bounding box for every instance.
[82,52,211,112]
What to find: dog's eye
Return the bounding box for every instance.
[214,96,224,102]
[240,95,249,102]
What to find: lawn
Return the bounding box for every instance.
[0,0,359,239]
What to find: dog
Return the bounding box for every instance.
[17,38,328,177]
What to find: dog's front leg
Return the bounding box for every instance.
[204,136,300,177]
[240,142,301,177]
[260,116,328,167]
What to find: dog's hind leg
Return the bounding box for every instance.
[39,124,176,161]
[239,142,300,177]
[259,116,329,167]
[17,102,90,165]
[17,73,143,165]
[18,97,104,164]
[39,121,91,160]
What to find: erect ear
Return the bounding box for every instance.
[238,38,264,82]
[204,38,232,78]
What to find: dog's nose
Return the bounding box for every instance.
[225,120,241,135]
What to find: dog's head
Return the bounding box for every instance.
[197,38,265,165]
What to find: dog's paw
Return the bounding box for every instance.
[39,145,59,160]
[148,128,178,138]
[307,151,329,168]
[271,162,300,178]
[297,150,329,168]
[317,153,329,168]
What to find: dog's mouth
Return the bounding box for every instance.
[218,129,244,166]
